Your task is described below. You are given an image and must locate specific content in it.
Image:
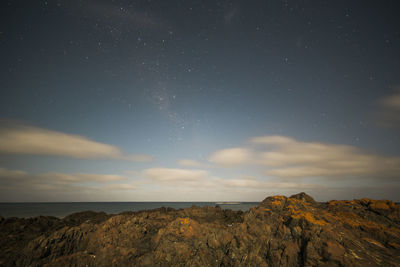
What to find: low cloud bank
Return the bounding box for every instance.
[0,123,152,161]
[1,165,399,201]
[0,167,138,201]
[141,167,323,192]
[143,168,209,186]
[1,129,399,201]
[209,135,400,180]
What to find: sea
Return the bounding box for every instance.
[0,202,260,218]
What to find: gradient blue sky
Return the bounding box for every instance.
[0,0,399,201]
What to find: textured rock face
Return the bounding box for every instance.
[1,193,400,266]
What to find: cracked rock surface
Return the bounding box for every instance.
[1,193,400,266]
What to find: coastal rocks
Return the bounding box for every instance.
[63,211,110,226]
[0,193,400,266]
[0,215,64,266]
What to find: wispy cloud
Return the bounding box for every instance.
[209,148,253,166]
[0,123,152,161]
[376,90,400,128]
[2,132,399,201]
[209,135,400,180]
[1,165,398,202]
[252,136,400,179]
[0,167,128,185]
[142,168,212,187]
[218,176,323,190]
[141,167,322,193]
[177,159,210,168]
[39,173,128,183]
[0,167,138,201]
[0,167,27,179]
[101,183,138,191]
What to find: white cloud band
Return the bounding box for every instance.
[209,135,400,180]
[0,123,152,161]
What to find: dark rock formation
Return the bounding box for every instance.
[1,193,400,266]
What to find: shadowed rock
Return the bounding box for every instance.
[1,193,400,266]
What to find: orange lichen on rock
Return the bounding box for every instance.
[286,198,310,208]
[175,217,197,238]
[270,196,285,205]
[333,212,362,228]
[328,200,356,206]
[287,198,302,204]
[328,200,340,206]
[286,204,327,226]
[332,211,383,231]
[369,201,390,210]
[291,210,327,226]
[181,225,195,238]
[264,208,271,212]
[286,204,295,211]
[154,217,199,241]
[325,211,395,237]
[179,218,190,225]
[271,200,282,205]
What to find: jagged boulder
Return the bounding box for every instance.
[290,192,317,204]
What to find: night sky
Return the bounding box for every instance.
[0,0,400,201]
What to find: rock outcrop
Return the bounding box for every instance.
[1,193,400,266]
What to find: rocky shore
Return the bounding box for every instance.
[1,192,400,266]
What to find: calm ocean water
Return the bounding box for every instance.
[0,202,260,218]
